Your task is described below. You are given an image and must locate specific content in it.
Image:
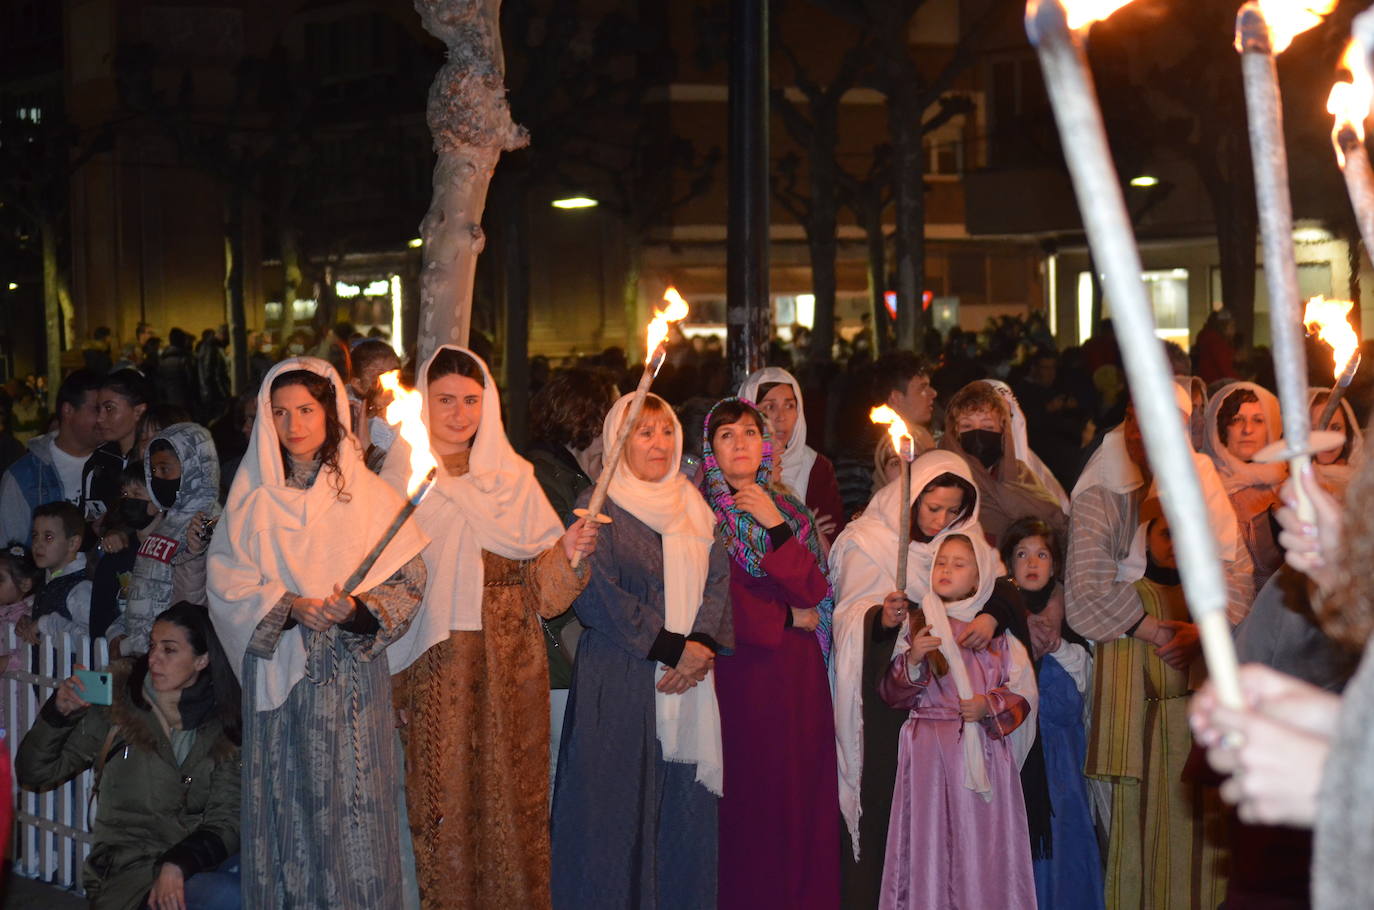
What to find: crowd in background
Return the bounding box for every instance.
[0,303,1368,909]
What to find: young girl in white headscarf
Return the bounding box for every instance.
[1309,388,1364,498]
[551,392,733,910]
[207,357,428,908]
[739,367,848,543]
[382,346,597,910]
[877,531,1038,910]
[829,450,1023,907]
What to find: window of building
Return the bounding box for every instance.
[1076,268,1190,349]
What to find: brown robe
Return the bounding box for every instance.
[392,449,587,910]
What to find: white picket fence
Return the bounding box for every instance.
[3,627,109,893]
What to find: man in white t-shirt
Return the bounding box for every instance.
[0,369,102,544]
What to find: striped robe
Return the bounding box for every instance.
[1066,481,1252,910]
[241,556,427,909]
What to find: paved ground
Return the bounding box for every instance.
[1,871,85,909]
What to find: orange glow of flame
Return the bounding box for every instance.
[1242,0,1335,55]
[1328,40,1373,158]
[869,405,913,460]
[1060,0,1138,31]
[645,287,690,365]
[1303,296,1360,379]
[379,370,438,496]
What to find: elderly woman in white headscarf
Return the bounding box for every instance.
[381,346,598,910]
[1200,381,1287,591]
[207,357,429,908]
[551,392,734,910]
[829,450,1026,907]
[739,367,848,544]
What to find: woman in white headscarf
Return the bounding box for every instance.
[829,450,1024,908]
[207,357,429,908]
[382,346,598,910]
[551,392,733,910]
[1308,388,1364,499]
[739,367,848,543]
[1201,381,1287,591]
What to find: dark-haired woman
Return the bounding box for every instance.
[739,367,848,545]
[701,398,839,909]
[382,346,597,910]
[83,368,153,525]
[17,602,242,910]
[1201,381,1287,591]
[207,357,428,908]
[552,393,733,910]
[525,365,617,793]
[830,451,1022,908]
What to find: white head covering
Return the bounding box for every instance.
[381,346,565,671]
[738,367,819,499]
[1309,387,1365,498]
[1200,381,1287,494]
[602,392,724,795]
[898,530,1036,801]
[208,357,427,711]
[984,380,1070,510]
[829,449,979,856]
[1071,384,1239,583]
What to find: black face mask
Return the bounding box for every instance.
[150,476,181,510]
[118,498,156,530]
[959,429,1003,470]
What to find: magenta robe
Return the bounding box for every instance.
[715,533,840,910]
[877,622,1036,910]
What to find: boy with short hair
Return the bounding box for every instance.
[26,501,92,637]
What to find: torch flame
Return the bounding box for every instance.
[1328,40,1374,158]
[1059,0,1138,31]
[379,370,438,496]
[1303,296,1360,379]
[1240,0,1335,55]
[645,287,690,365]
[869,405,913,461]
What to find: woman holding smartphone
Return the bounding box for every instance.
[17,602,242,910]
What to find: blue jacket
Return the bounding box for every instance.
[0,432,66,545]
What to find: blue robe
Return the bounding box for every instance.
[1032,653,1104,910]
[551,495,734,910]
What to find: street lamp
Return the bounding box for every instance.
[551,196,598,209]
[1129,175,1159,187]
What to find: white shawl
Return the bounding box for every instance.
[603,392,724,795]
[1200,381,1287,495]
[739,367,819,499]
[899,529,1037,801]
[985,379,1070,510]
[1071,384,1239,582]
[382,346,565,671]
[829,449,978,855]
[207,357,427,711]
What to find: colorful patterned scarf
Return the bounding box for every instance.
[700,397,837,659]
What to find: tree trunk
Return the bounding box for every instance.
[501,180,531,447]
[888,81,925,352]
[806,123,839,366]
[414,0,530,363]
[1211,175,1258,348]
[40,215,62,408]
[860,200,890,354]
[280,223,300,342]
[224,192,249,393]
[621,234,644,361]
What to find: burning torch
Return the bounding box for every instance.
[571,287,690,568]
[1305,297,1362,432]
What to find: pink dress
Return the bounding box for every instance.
[878,621,1036,910]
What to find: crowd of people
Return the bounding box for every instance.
[0,308,1370,909]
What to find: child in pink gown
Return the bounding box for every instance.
[878,532,1038,910]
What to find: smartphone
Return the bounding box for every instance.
[73,669,113,707]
